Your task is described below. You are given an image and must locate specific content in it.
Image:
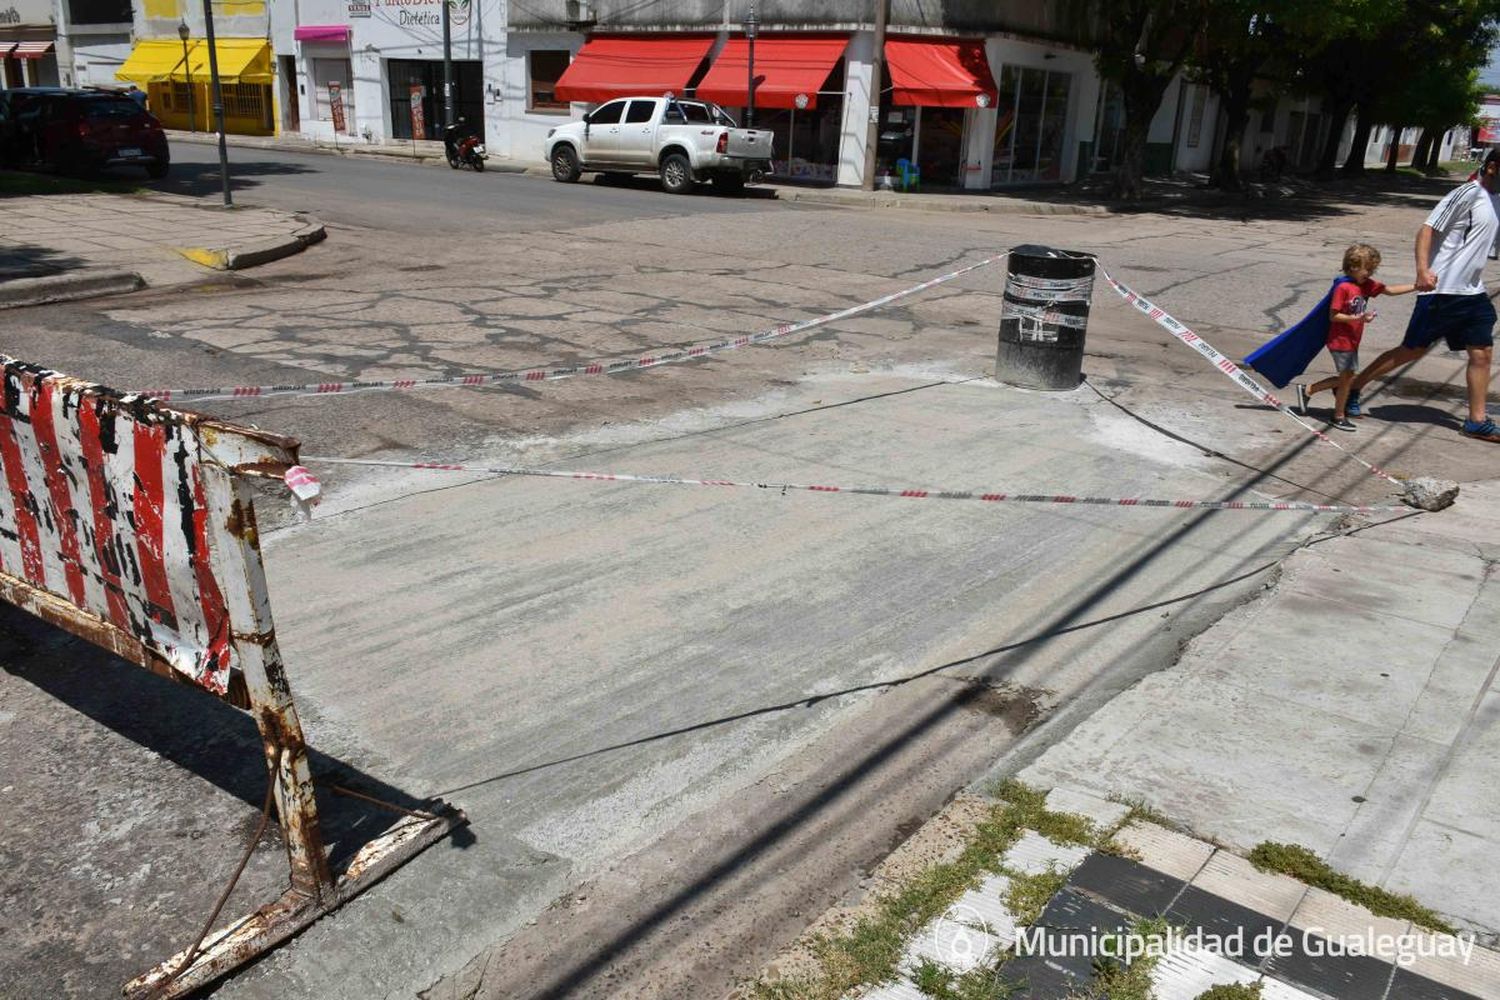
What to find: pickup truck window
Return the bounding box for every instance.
[589,100,626,125]
[625,100,655,124]
[664,102,713,124]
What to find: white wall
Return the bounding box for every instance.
[497,30,583,161]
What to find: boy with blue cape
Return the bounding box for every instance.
[1246,244,1413,429]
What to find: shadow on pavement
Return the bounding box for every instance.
[0,242,92,281]
[590,171,778,200]
[0,600,474,869]
[146,158,318,199]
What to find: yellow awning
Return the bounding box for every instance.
[116,39,188,84]
[116,37,272,86]
[182,38,273,85]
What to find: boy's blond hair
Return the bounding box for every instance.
[1343,243,1381,275]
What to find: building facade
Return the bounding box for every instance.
[3,0,62,87]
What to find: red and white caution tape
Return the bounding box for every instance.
[303,455,1404,514]
[1097,264,1404,486]
[138,254,1009,404]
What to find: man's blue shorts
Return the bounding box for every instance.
[1403,293,1496,351]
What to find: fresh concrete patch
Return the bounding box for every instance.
[0,268,144,309]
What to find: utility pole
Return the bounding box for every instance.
[441,0,454,128]
[859,0,888,191]
[201,0,232,206]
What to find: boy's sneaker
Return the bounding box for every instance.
[1462,417,1500,442]
[1346,390,1363,417]
[1294,384,1309,415]
[1331,417,1357,432]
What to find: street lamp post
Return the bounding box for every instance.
[178,20,196,133]
[743,4,758,128]
[441,0,453,128]
[201,0,232,206]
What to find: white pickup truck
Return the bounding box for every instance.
[544,96,774,194]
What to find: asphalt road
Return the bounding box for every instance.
[151,142,784,233]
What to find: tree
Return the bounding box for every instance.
[1092,0,1211,199]
[1185,5,1273,191]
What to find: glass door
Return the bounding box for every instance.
[991,66,1072,187]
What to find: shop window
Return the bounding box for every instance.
[222,83,265,120]
[312,57,353,123]
[66,0,131,25]
[388,59,482,140]
[529,50,569,112]
[994,66,1072,186]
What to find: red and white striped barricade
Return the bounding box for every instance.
[0,356,464,999]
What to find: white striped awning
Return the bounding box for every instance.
[13,41,56,58]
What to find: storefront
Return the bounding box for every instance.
[116,37,275,134]
[387,58,483,139]
[695,34,849,185]
[875,36,996,189]
[2,0,61,88]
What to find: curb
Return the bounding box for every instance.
[176,214,327,271]
[0,269,145,309]
[167,132,531,172]
[771,187,1112,216]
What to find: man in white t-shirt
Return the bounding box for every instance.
[1349,147,1500,442]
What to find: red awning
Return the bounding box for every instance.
[12,41,56,59]
[553,35,715,104]
[294,25,351,43]
[885,36,996,108]
[696,35,848,110]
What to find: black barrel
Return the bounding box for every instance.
[995,245,1096,391]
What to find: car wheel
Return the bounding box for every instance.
[659,152,693,194]
[551,145,581,183]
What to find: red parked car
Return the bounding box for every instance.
[12,88,170,178]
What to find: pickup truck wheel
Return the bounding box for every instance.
[551,145,581,183]
[659,152,694,194]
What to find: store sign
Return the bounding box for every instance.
[347,0,371,15]
[409,84,425,139]
[328,81,346,132]
[372,0,469,29]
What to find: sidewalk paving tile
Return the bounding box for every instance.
[1166,884,1287,963]
[1067,851,1185,918]
[904,916,1002,974]
[945,873,1020,948]
[1287,885,1411,942]
[1263,925,1399,998]
[1399,936,1500,1000]
[1001,830,1091,876]
[1150,946,1262,999]
[1113,821,1216,881]
[1044,785,1131,830]
[1191,851,1308,923]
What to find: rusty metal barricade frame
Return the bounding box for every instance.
[0,357,465,999]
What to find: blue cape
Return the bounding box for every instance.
[1245,276,1352,388]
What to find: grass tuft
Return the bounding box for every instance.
[748,781,1087,1000]
[1194,983,1264,1000]
[1002,865,1068,925]
[1248,842,1454,933]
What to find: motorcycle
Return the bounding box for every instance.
[444,121,487,172]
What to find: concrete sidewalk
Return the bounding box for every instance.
[0,189,325,307]
[1017,479,1500,943]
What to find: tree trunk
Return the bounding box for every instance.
[1111,75,1172,200]
[1341,113,1373,176]
[1385,125,1403,172]
[1317,98,1354,179]
[1425,128,1444,172]
[1209,66,1255,193]
[1412,129,1433,171]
